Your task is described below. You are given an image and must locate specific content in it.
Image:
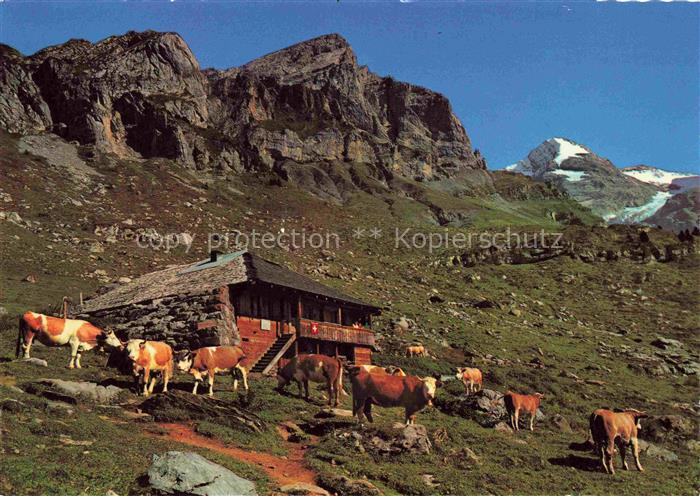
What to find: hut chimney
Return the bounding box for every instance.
[210,250,222,263]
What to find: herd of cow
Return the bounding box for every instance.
[15,312,647,475]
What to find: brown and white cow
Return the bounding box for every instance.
[126,339,174,396]
[358,364,407,377]
[504,391,544,431]
[406,345,427,357]
[16,312,121,368]
[455,367,483,394]
[349,367,440,425]
[276,354,344,407]
[589,408,647,474]
[176,345,248,396]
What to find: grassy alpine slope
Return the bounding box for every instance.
[0,130,698,495]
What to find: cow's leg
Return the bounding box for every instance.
[303,379,310,400]
[207,373,215,397]
[529,411,535,431]
[68,338,80,369]
[606,438,616,475]
[143,368,151,396]
[231,368,239,392]
[599,443,609,473]
[513,409,520,431]
[22,332,35,358]
[162,368,170,393]
[352,396,363,419]
[192,371,202,395]
[326,380,334,407]
[631,437,644,472]
[240,366,249,391]
[296,380,304,398]
[619,442,629,470]
[147,372,158,395]
[363,400,374,423]
[75,349,83,369]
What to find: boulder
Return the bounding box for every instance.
[148,451,257,496]
[317,475,380,496]
[24,379,127,404]
[642,415,696,443]
[364,423,432,455]
[20,357,48,367]
[549,414,573,433]
[651,337,684,350]
[637,440,679,462]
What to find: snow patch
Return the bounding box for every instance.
[505,162,534,176]
[550,169,587,182]
[622,167,697,187]
[553,138,589,166]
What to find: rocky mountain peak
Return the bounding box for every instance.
[0,31,489,201]
[241,33,356,81]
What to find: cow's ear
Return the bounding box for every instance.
[139,342,146,350]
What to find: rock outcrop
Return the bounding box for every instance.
[1,31,490,201]
[148,451,258,496]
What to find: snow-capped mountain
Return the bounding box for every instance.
[621,165,698,188]
[504,138,659,223]
[503,138,699,231]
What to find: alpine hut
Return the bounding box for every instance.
[78,251,379,373]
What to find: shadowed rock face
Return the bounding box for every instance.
[0,31,489,201]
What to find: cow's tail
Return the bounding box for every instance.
[16,315,27,358]
[336,359,348,397]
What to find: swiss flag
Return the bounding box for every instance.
[311,322,319,335]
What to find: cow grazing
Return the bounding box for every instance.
[349,368,440,425]
[455,367,483,394]
[406,345,427,357]
[504,391,544,431]
[276,354,344,407]
[176,345,248,396]
[358,364,406,377]
[126,339,173,396]
[16,312,121,368]
[589,408,647,474]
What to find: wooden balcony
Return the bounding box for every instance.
[298,319,375,347]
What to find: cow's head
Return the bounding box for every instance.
[625,409,648,429]
[421,377,439,405]
[100,329,122,349]
[125,339,145,362]
[389,366,406,377]
[455,367,466,381]
[176,351,194,372]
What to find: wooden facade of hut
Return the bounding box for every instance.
[78,251,379,373]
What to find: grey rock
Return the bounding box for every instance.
[32,379,126,404]
[21,357,48,367]
[148,451,258,496]
[549,414,572,433]
[637,440,679,462]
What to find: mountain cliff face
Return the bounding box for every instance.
[0,31,489,201]
[505,137,660,221]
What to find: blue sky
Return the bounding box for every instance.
[1,1,698,173]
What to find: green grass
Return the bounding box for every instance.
[1,129,698,495]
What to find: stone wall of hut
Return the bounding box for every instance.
[80,286,239,351]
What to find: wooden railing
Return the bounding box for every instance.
[298,319,375,346]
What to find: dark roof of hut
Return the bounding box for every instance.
[80,251,379,313]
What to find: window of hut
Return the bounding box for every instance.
[323,305,338,324]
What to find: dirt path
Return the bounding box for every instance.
[150,422,318,486]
